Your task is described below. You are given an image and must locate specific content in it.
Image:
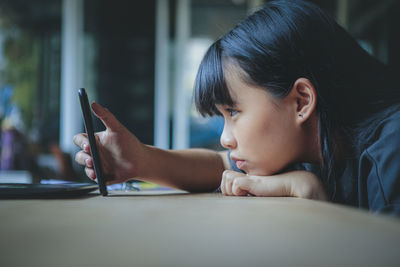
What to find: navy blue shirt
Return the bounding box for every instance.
[228,105,400,216]
[335,106,400,215]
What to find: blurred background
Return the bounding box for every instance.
[0,0,399,183]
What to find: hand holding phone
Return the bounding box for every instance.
[78,88,108,196]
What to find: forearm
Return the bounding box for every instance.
[221,169,328,200]
[140,146,228,192]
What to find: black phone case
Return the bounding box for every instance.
[78,88,108,196]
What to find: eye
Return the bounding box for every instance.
[226,108,238,117]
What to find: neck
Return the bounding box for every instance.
[301,112,323,164]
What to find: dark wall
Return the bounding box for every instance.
[388,1,400,75]
[85,0,155,145]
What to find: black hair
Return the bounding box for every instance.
[194,0,400,199]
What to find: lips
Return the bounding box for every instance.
[235,160,245,169]
[230,155,245,170]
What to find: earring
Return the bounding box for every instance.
[298,114,303,118]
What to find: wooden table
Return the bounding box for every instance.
[1,191,400,266]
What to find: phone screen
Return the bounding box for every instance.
[78,88,108,196]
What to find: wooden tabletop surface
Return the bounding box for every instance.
[1,190,400,267]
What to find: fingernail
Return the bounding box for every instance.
[85,158,92,167]
[91,102,103,114]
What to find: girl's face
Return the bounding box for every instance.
[216,65,316,176]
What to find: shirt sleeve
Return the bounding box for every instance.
[360,113,400,216]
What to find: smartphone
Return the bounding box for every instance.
[78,88,108,196]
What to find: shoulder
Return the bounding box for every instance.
[366,105,400,155]
[358,105,400,215]
[365,105,400,160]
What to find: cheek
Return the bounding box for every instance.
[244,115,300,175]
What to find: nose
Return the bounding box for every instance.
[220,123,237,149]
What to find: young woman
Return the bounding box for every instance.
[74,0,400,215]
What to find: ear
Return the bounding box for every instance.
[288,78,317,124]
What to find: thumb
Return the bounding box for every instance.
[91,102,123,131]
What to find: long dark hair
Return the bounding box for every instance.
[194,0,400,199]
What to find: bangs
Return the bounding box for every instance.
[194,40,234,117]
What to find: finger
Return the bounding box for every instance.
[91,102,123,132]
[232,178,250,196]
[220,172,226,195]
[222,170,246,196]
[75,150,92,166]
[221,170,233,195]
[85,167,96,180]
[85,157,93,168]
[73,133,90,152]
[225,175,233,196]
